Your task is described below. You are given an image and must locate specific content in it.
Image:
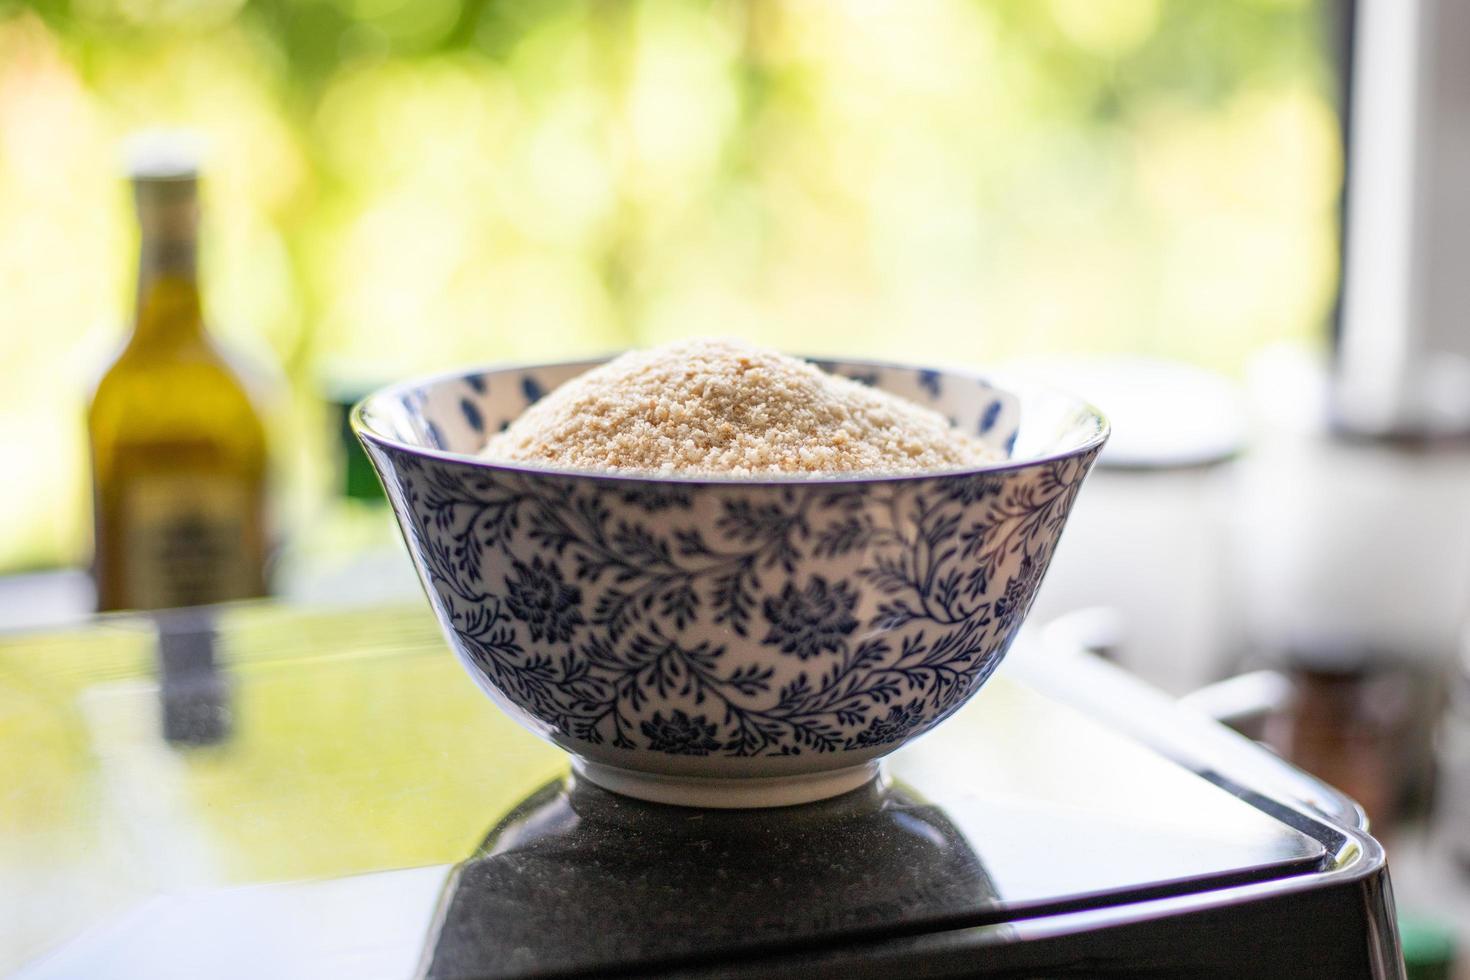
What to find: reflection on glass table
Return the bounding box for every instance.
[1,601,1392,979]
[0,602,565,977]
[421,777,999,978]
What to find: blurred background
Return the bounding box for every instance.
[0,0,1340,575]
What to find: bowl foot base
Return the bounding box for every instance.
[572,758,882,809]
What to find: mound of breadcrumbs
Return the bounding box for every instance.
[479,338,1002,476]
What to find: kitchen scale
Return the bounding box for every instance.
[7,606,1401,979]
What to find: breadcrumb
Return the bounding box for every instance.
[480,338,1001,476]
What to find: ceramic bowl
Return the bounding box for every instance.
[354,357,1106,808]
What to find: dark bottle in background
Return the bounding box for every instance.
[88,138,268,611]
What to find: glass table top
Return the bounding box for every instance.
[0,602,1328,978]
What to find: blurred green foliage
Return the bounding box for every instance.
[0,0,1339,571]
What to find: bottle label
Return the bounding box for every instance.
[121,473,261,609]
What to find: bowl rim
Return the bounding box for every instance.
[351,353,1111,487]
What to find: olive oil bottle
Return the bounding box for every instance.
[88,147,268,611]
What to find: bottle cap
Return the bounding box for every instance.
[125,130,202,262]
[123,128,206,185]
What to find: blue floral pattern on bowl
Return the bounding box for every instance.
[356,356,1105,806]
